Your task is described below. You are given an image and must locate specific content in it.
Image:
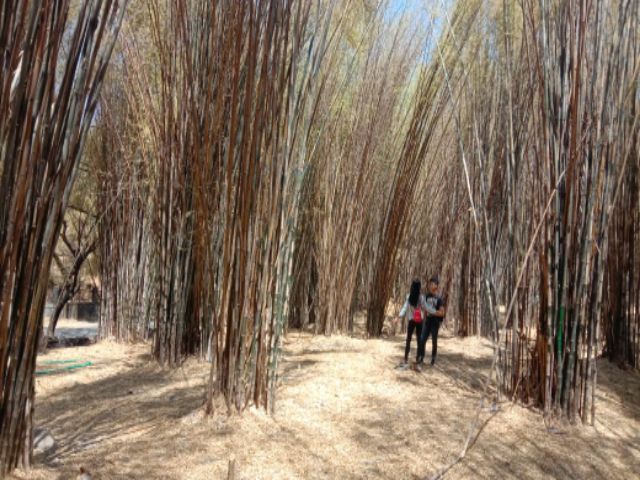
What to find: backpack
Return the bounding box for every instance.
[413,304,422,322]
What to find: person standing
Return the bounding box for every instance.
[398,279,429,367]
[418,276,445,366]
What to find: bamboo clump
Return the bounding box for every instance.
[0,0,128,472]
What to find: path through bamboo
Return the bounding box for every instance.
[16,327,640,479]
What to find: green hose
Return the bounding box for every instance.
[39,359,81,365]
[35,360,93,376]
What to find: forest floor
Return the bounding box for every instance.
[11,325,640,480]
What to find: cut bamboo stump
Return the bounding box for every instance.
[227,456,236,480]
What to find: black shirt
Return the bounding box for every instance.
[425,293,444,322]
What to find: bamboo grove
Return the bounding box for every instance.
[405,0,639,421]
[96,0,640,419]
[0,0,128,472]
[97,0,332,411]
[1,0,639,474]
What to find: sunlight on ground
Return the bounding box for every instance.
[12,329,640,480]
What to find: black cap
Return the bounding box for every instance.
[429,275,439,285]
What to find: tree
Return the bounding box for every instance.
[43,214,97,347]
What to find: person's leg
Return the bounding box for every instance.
[404,320,416,363]
[417,325,423,363]
[418,321,431,363]
[415,322,423,362]
[431,320,441,365]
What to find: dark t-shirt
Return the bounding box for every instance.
[425,293,444,323]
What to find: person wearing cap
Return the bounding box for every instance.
[418,276,445,366]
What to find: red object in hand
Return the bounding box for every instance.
[413,307,422,322]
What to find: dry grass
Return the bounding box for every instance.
[11,326,640,479]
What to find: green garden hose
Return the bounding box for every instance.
[35,360,93,376]
[39,359,81,365]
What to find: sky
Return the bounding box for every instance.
[383,0,446,62]
[385,0,431,22]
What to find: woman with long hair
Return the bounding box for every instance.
[397,279,429,367]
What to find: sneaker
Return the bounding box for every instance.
[396,361,409,370]
[430,358,436,366]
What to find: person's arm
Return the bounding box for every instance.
[435,298,446,318]
[399,300,408,319]
[420,295,428,311]
[422,296,437,315]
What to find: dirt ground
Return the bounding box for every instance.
[11,327,640,480]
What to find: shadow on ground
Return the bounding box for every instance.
[25,329,640,480]
[34,361,209,479]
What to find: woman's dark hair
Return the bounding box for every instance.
[408,279,421,307]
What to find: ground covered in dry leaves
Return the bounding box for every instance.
[12,327,640,479]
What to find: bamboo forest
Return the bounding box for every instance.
[1,0,639,478]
